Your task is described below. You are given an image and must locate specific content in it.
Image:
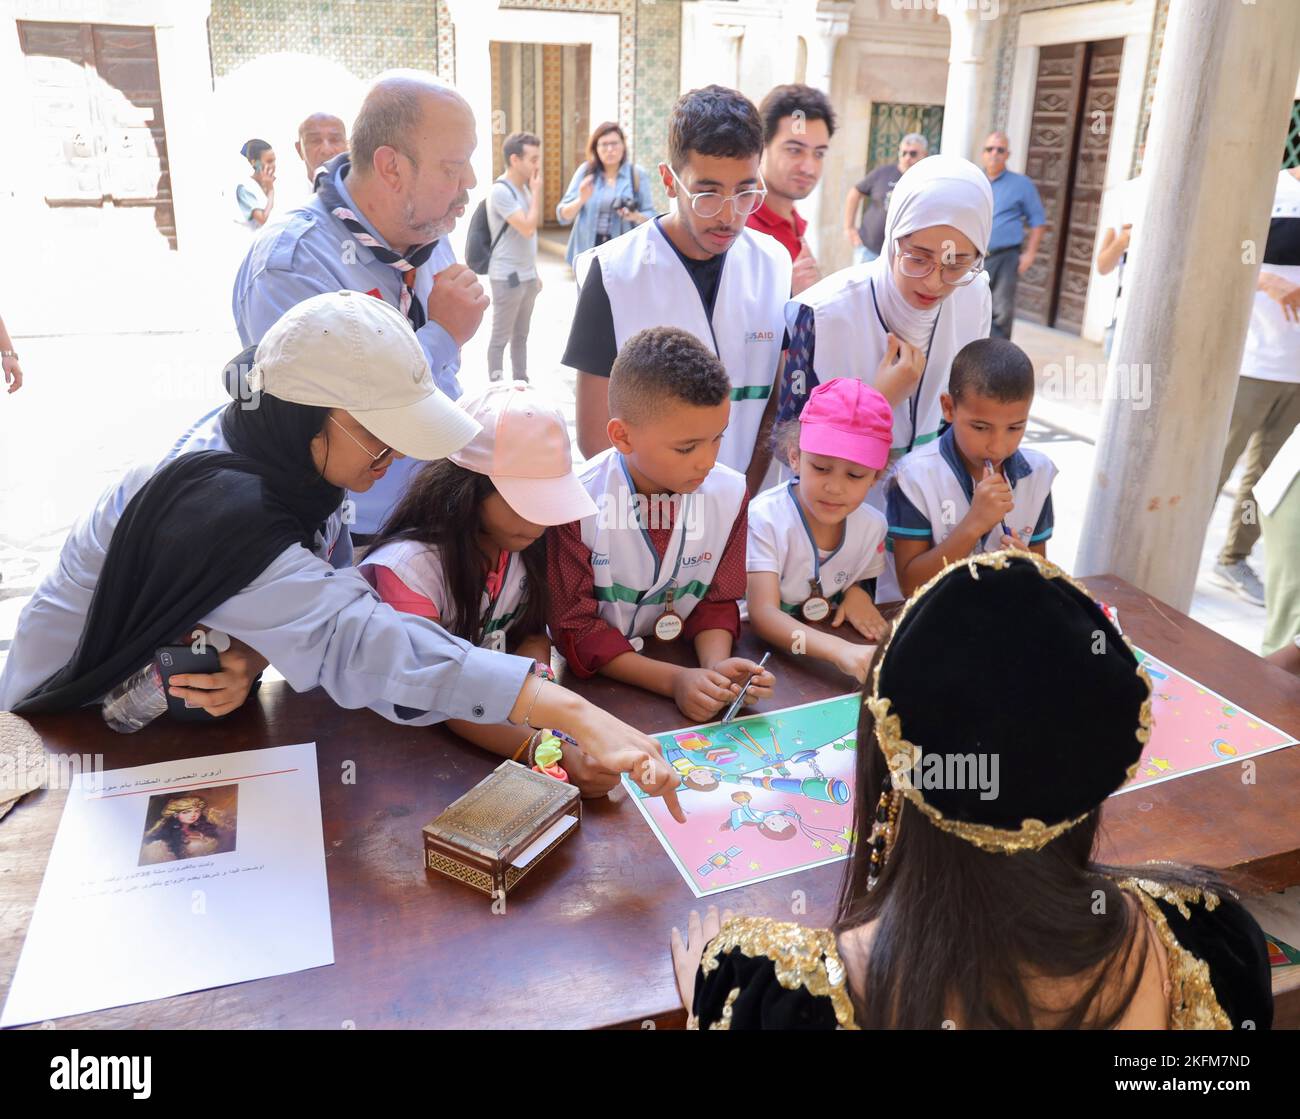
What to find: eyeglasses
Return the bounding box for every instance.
[665,164,767,219]
[329,416,394,467]
[894,239,985,286]
[983,145,1008,154]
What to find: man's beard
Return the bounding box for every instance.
[403,190,469,243]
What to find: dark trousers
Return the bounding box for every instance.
[985,244,1021,339]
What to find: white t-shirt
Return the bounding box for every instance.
[1239,170,1300,384]
[1108,174,1145,331]
[747,480,888,613]
[233,178,268,231]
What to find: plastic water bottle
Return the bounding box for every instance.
[101,630,231,733]
[101,663,167,733]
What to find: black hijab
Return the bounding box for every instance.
[15,360,344,714]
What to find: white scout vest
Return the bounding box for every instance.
[786,264,991,456]
[577,219,790,474]
[361,538,530,650]
[893,441,1057,554]
[578,448,746,639]
[748,481,889,614]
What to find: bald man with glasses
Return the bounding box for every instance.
[981,132,1046,339]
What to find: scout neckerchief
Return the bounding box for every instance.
[482,549,513,636]
[317,154,439,331]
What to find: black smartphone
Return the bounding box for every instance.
[154,644,221,722]
[508,271,521,288]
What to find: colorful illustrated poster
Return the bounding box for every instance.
[1118,647,1298,794]
[623,695,859,898]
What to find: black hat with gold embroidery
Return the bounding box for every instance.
[865,552,1152,853]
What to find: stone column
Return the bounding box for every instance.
[1074,0,1300,610]
[938,0,998,162]
[793,2,851,260]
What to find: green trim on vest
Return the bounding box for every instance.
[730,384,772,401]
[483,607,522,634]
[890,429,940,456]
[594,578,713,606]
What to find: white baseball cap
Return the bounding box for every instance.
[247,290,480,460]
[450,383,597,526]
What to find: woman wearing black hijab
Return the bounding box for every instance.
[2,292,683,819]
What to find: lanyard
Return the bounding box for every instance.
[786,480,843,593]
[869,278,942,454]
[618,454,692,636]
[481,551,512,632]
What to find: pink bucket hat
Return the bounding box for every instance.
[450,383,597,526]
[798,378,894,470]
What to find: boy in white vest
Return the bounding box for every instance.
[888,338,1057,597]
[549,327,776,722]
[563,85,792,496]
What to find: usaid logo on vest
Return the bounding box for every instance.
[680,552,713,568]
[745,329,775,343]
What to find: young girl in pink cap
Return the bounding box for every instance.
[746,378,893,683]
[361,383,618,797]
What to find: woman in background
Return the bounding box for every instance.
[556,122,654,267]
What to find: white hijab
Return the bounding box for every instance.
[867,155,993,347]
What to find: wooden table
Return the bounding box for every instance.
[2,575,1298,1029]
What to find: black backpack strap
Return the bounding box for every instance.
[488,177,523,256]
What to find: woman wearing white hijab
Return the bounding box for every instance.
[779,154,993,599]
[783,155,992,449]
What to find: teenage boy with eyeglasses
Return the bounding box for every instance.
[981,131,1046,339]
[563,85,792,496]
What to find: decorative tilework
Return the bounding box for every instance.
[1133,0,1169,177]
[500,0,638,154]
[633,0,680,214]
[210,0,685,214]
[543,41,564,213]
[436,0,456,80]
[521,41,536,133]
[209,0,440,79]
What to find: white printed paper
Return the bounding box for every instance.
[1,742,333,1026]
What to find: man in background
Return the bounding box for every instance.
[747,84,836,295]
[233,71,487,540]
[486,131,543,383]
[296,112,349,189]
[844,133,927,265]
[981,131,1046,339]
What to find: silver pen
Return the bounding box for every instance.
[721,651,771,724]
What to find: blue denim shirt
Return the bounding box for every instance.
[556,161,655,265]
[988,169,1047,253]
[231,160,463,534]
